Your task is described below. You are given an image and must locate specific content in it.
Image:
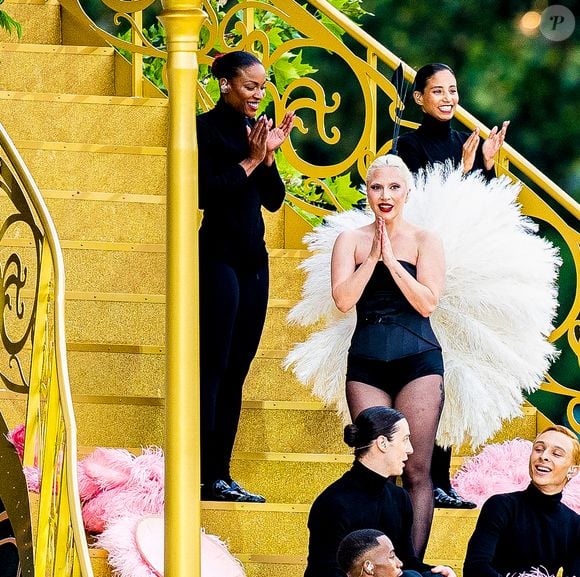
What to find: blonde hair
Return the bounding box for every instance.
[366,154,413,190]
[537,425,580,466]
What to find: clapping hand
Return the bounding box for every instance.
[266,111,296,153]
[462,127,480,173]
[482,120,509,169]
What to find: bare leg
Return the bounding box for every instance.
[395,375,444,559]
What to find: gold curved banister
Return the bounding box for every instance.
[0,122,94,577]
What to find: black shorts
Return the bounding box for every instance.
[346,349,444,398]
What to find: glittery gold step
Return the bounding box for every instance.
[19,146,166,195]
[0,92,168,147]
[65,348,315,402]
[89,548,309,577]
[230,453,351,504]
[60,300,308,350]
[200,501,475,572]
[0,43,117,95]
[58,245,301,295]
[0,0,61,45]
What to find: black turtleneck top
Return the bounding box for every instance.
[463,483,580,577]
[196,99,286,269]
[396,113,495,180]
[304,460,432,576]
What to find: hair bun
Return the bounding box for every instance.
[343,424,359,447]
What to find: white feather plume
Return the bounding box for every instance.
[284,163,560,449]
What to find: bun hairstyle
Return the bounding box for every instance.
[211,50,262,81]
[413,63,455,94]
[344,406,405,458]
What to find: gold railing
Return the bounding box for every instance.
[44,1,579,575]
[0,124,93,576]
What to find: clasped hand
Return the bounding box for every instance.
[247,111,296,165]
[370,218,395,265]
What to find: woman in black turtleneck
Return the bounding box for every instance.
[197,51,294,503]
[395,63,509,510]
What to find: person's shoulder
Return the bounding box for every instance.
[559,500,580,522]
[335,225,369,247]
[396,130,421,150]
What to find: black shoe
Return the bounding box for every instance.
[229,480,266,503]
[447,487,477,509]
[434,487,461,508]
[201,479,266,503]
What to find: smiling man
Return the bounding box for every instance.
[463,425,580,576]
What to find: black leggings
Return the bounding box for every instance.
[199,259,269,484]
[431,444,452,491]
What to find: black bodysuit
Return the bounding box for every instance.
[346,262,443,395]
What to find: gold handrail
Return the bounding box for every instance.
[0,123,94,576]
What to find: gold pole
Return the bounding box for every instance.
[157,2,205,577]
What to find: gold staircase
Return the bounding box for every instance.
[0,0,568,575]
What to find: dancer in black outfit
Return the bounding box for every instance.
[394,63,509,509]
[464,425,580,576]
[331,154,445,558]
[197,51,295,502]
[304,407,456,577]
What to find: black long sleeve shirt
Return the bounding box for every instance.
[197,99,286,269]
[464,484,580,577]
[304,460,432,577]
[395,114,495,180]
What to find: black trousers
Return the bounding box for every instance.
[199,259,269,484]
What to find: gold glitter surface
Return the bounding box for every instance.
[235,407,347,454]
[1,98,168,147]
[425,509,479,560]
[20,149,166,195]
[0,2,61,44]
[262,307,310,351]
[269,254,306,300]
[201,508,309,555]
[46,198,166,244]
[0,49,115,95]
[244,562,305,577]
[73,403,163,447]
[0,397,26,429]
[63,249,165,294]
[65,300,165,346]
[263,208,284,250]
[230,459,349,504]
[68,350,164,398]
[244,356,317,402]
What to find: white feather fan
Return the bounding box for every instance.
[284,164,560,449]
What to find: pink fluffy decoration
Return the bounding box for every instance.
[98,514,246,577]
[452,438,580,513]
[6,423,26,460]
[79,447,164,533]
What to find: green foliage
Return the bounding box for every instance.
[358,0,579,198]
[0,0,22,39]
[118,23,167,93]
[275,151,365,220]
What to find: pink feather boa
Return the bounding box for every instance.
[5,427,246,577]
[452,438,580,513]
